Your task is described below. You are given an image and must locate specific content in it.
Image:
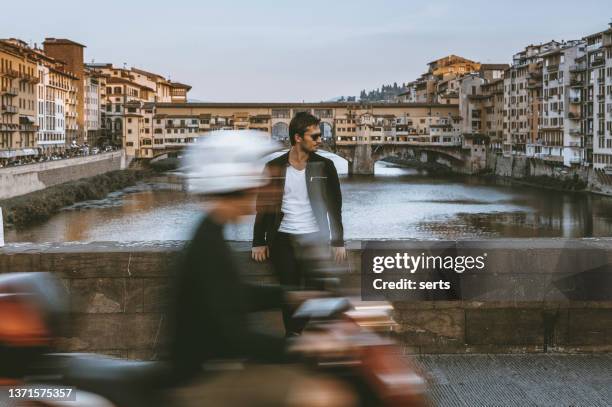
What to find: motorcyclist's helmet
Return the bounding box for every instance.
[181,130,282,195]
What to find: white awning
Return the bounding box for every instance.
[0,148,39,158]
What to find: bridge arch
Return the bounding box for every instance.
[372,146,465,166]
[320,121,333,141]
[272,122,289,142]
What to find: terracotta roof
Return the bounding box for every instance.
[106,76,156,92]
[169,82,192,90]
[43,38,86,48]
[132,67,165,80]
[428,54,478,66]
[480,64,509,70]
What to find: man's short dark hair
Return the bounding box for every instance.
[288,112,320,145]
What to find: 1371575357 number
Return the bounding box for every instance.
[7,386,74,401]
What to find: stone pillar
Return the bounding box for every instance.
[349,144,375,175]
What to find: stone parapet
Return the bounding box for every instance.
[1,240,611,358]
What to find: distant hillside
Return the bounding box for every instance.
[323,96,357,102]
[359,82,406,102]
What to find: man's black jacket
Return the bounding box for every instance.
[253,152,344,247]
[170,216,287,381]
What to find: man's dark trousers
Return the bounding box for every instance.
[269,231,322,336]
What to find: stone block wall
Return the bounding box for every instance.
[1,240,612,358]
[0,152,126,199]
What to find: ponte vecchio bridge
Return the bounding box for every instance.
[148,102,487,174]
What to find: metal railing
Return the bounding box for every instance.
[569,64,586,72]
[1,105,18,114]
[0,87,19,96]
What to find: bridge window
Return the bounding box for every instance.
[272,109,290,118]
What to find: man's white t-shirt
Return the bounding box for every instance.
[278,166,319,234]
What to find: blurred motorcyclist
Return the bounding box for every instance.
[169,131,355,407]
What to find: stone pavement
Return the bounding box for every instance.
[415,354,612,407]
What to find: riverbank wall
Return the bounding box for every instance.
[1,240,611,359]
[0,151,129,200]
[486,152,612,195]
[0,169,151,227]
[385,153,612,196]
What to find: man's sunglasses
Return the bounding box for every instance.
[308,133,322,141]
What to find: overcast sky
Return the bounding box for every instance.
[2,0,611,102]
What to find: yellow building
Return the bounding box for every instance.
[85,63,190,156]
[427,55,481,78]
[150,102,460,155]
[0,39,39,163]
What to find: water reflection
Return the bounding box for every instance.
[5,155,612,243]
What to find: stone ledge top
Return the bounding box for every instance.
[2,238,612,255]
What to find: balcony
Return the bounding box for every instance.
[2,69,19,78]
[1,105,18,114]
[528,70,543,79]
[20,73,39,84]
[569,157,582,164]
[569,96,581,104]
[570,79,584,87]
[1,87,19,96]
[568,112,582,120]
[597,77,605,84]
[546,64,559,72]
[0,123,17,132]
[539,154,564,163]
[597,94,605,101]
[569,64,586,72]
[19,124,37,132]
[566,141,581,148]
[592,56,605,66]
[569,129,582,136]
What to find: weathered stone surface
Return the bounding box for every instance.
[143,278,171,313]
[393,301,435,310]
[123,252,177,277]
[57,313,165,351]
[71,278,125,313]
[2,241,612,356]
[58,314,126,351]
[396,308,464,346]
[0,252,42,273]
[125,278,144,313]
[567,309,612,345]
[466,309,545,345]
[42,252,132,278]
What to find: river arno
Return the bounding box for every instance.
[5,154,612,243]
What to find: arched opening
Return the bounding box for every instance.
[320,122,333,141]
[272,122,289,142]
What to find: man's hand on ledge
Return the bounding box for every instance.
[332,246,347,263]
[251,245,269,262]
